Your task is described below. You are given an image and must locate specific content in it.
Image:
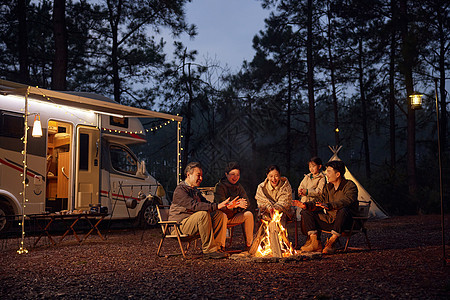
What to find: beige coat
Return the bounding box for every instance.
[298,172,326,202]
[255,177,293,217]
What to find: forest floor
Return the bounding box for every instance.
[1,214,449,299]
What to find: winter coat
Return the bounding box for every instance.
[304,178,358,223]
[255,177,293,218]
[213,177,249,219]
[168,181,218,223]
[298,172,326,202]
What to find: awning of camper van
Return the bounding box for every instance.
[0,80,182,122]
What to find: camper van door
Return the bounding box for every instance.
[75,126,100,210]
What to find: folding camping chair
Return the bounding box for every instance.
[322,200,372,252]
[156,205,199,259]
[342,200,372,251]
[226,222,246,249]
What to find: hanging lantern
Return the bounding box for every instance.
[32,114,43,137]
[409,92,423,110]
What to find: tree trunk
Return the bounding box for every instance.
[389,0,397,170]
[307,0,317,157]
[327,2,339,146]
[17,0,29,84]
[399,0,418,211]
[108,0,122,103]
[358,38,371,178]
[286,69,292,172]
[182,61,193,172]
[437,7,447,150]
[51,0,68,90]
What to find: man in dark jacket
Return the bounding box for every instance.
[168,162,230,259]
[298,160,358,254]
[214,162,254,250]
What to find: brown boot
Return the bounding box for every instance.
[300,234,322,252]
[301,236,311,249]
[300,233,321,249]
[322,234,339,255]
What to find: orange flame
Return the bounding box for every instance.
[255,210,297,257]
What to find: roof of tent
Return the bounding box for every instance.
[0,79,182,122]
[328,145,388,219]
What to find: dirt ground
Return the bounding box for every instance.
[1,214,449,299]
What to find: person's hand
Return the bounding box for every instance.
[293,200,306,209]
[298,188,308,196]
[218,197,232,210]
[229,196,242,209]
[236,198,248,209]
[316,202,330,210]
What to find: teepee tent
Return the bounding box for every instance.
[328,146,388,219]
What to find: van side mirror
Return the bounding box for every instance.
[136,160,148,178]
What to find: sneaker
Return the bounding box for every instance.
[204,251,229,259]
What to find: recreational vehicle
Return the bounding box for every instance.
[0,80,182,233]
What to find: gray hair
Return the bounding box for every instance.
[185,162,202,176]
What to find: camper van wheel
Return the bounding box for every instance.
[0,202,13,234]
[140,198,161,227]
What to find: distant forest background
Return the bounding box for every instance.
[1,0,449,215]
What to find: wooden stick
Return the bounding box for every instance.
[249,224,265,255]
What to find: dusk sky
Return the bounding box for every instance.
[164,0,271,72]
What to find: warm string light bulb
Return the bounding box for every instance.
[31,87,95,125]
[101,117,177,135]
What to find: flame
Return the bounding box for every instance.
[255,210,298,257]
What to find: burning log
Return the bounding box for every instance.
[268,221,282,258]
[249,225,265,255]
[249,210,297,258]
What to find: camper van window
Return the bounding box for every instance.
[110,116,129,128]
[0,111,24,138]
[110,145,137,175]
[79,133,89,170]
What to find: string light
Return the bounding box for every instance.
[18,87,31,254]
[177,120,183,182]
[100,120,175,134]
[101,122,173,135]
[29,87,95,126]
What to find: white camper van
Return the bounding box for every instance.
[0,80,182,233]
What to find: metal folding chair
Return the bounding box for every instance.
[322,200,372,252]
[156,205,199,259]
[341,200,372,251]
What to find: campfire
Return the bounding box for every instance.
[250,210,298,258]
